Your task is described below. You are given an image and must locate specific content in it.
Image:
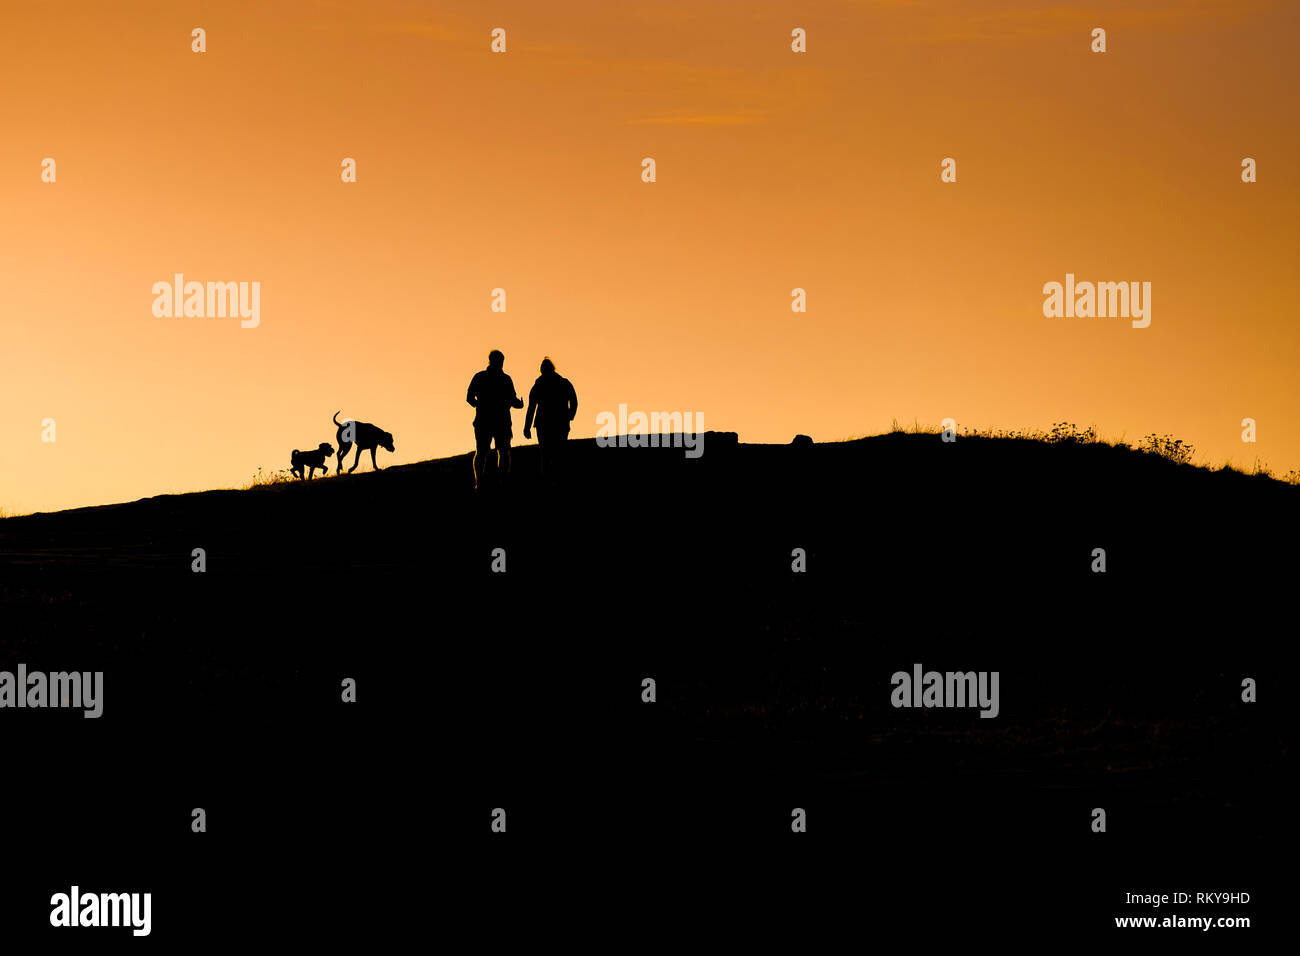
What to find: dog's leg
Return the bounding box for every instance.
[348,445,362,473]
[370,446,381,470]
[336,443,351,474]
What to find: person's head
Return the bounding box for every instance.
[540,357,555,375]
[487,349,505,369]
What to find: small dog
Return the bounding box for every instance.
[334,411,395,474]
[290,442,334,480]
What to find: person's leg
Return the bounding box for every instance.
[537,429,559,480]
[548,427,569,482]
[473,429,492,489]
[497,434,512,477]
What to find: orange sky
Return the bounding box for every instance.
[2,0,1297,515]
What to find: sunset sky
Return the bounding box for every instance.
[2,0,1297,515]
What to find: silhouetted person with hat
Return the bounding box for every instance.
[523,357,578,482]
[466,349,523,490]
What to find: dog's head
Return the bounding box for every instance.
[317,442,334,456]
[381,431,395,453]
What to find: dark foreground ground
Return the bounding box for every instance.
[1,432,1293,941]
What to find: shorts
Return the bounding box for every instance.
[474,424,512,451]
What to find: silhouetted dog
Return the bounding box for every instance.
[290,442,334,480]
[333,411,395,474]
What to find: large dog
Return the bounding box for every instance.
[290,442,334,480]
[333,411,395,474]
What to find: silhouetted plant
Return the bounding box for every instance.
[1045,422,1097,445]
[1139,433,1195,465]
[247,466,293,488]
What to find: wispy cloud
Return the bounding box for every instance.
[365,20,463,43]
[850,0,1279,44]
[628,108,768,127]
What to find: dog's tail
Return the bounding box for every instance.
[333,410,343,427]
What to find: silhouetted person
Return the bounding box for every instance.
[466,349,524,490]
[523,357,578,482]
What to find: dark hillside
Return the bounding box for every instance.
[1,432,1291,934]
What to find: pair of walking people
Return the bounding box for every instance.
[466,350,577,489]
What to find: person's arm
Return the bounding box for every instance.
[466,376,477,407]
[508,376,524,408]
[568,381,578,421]
[523,385,537,437]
